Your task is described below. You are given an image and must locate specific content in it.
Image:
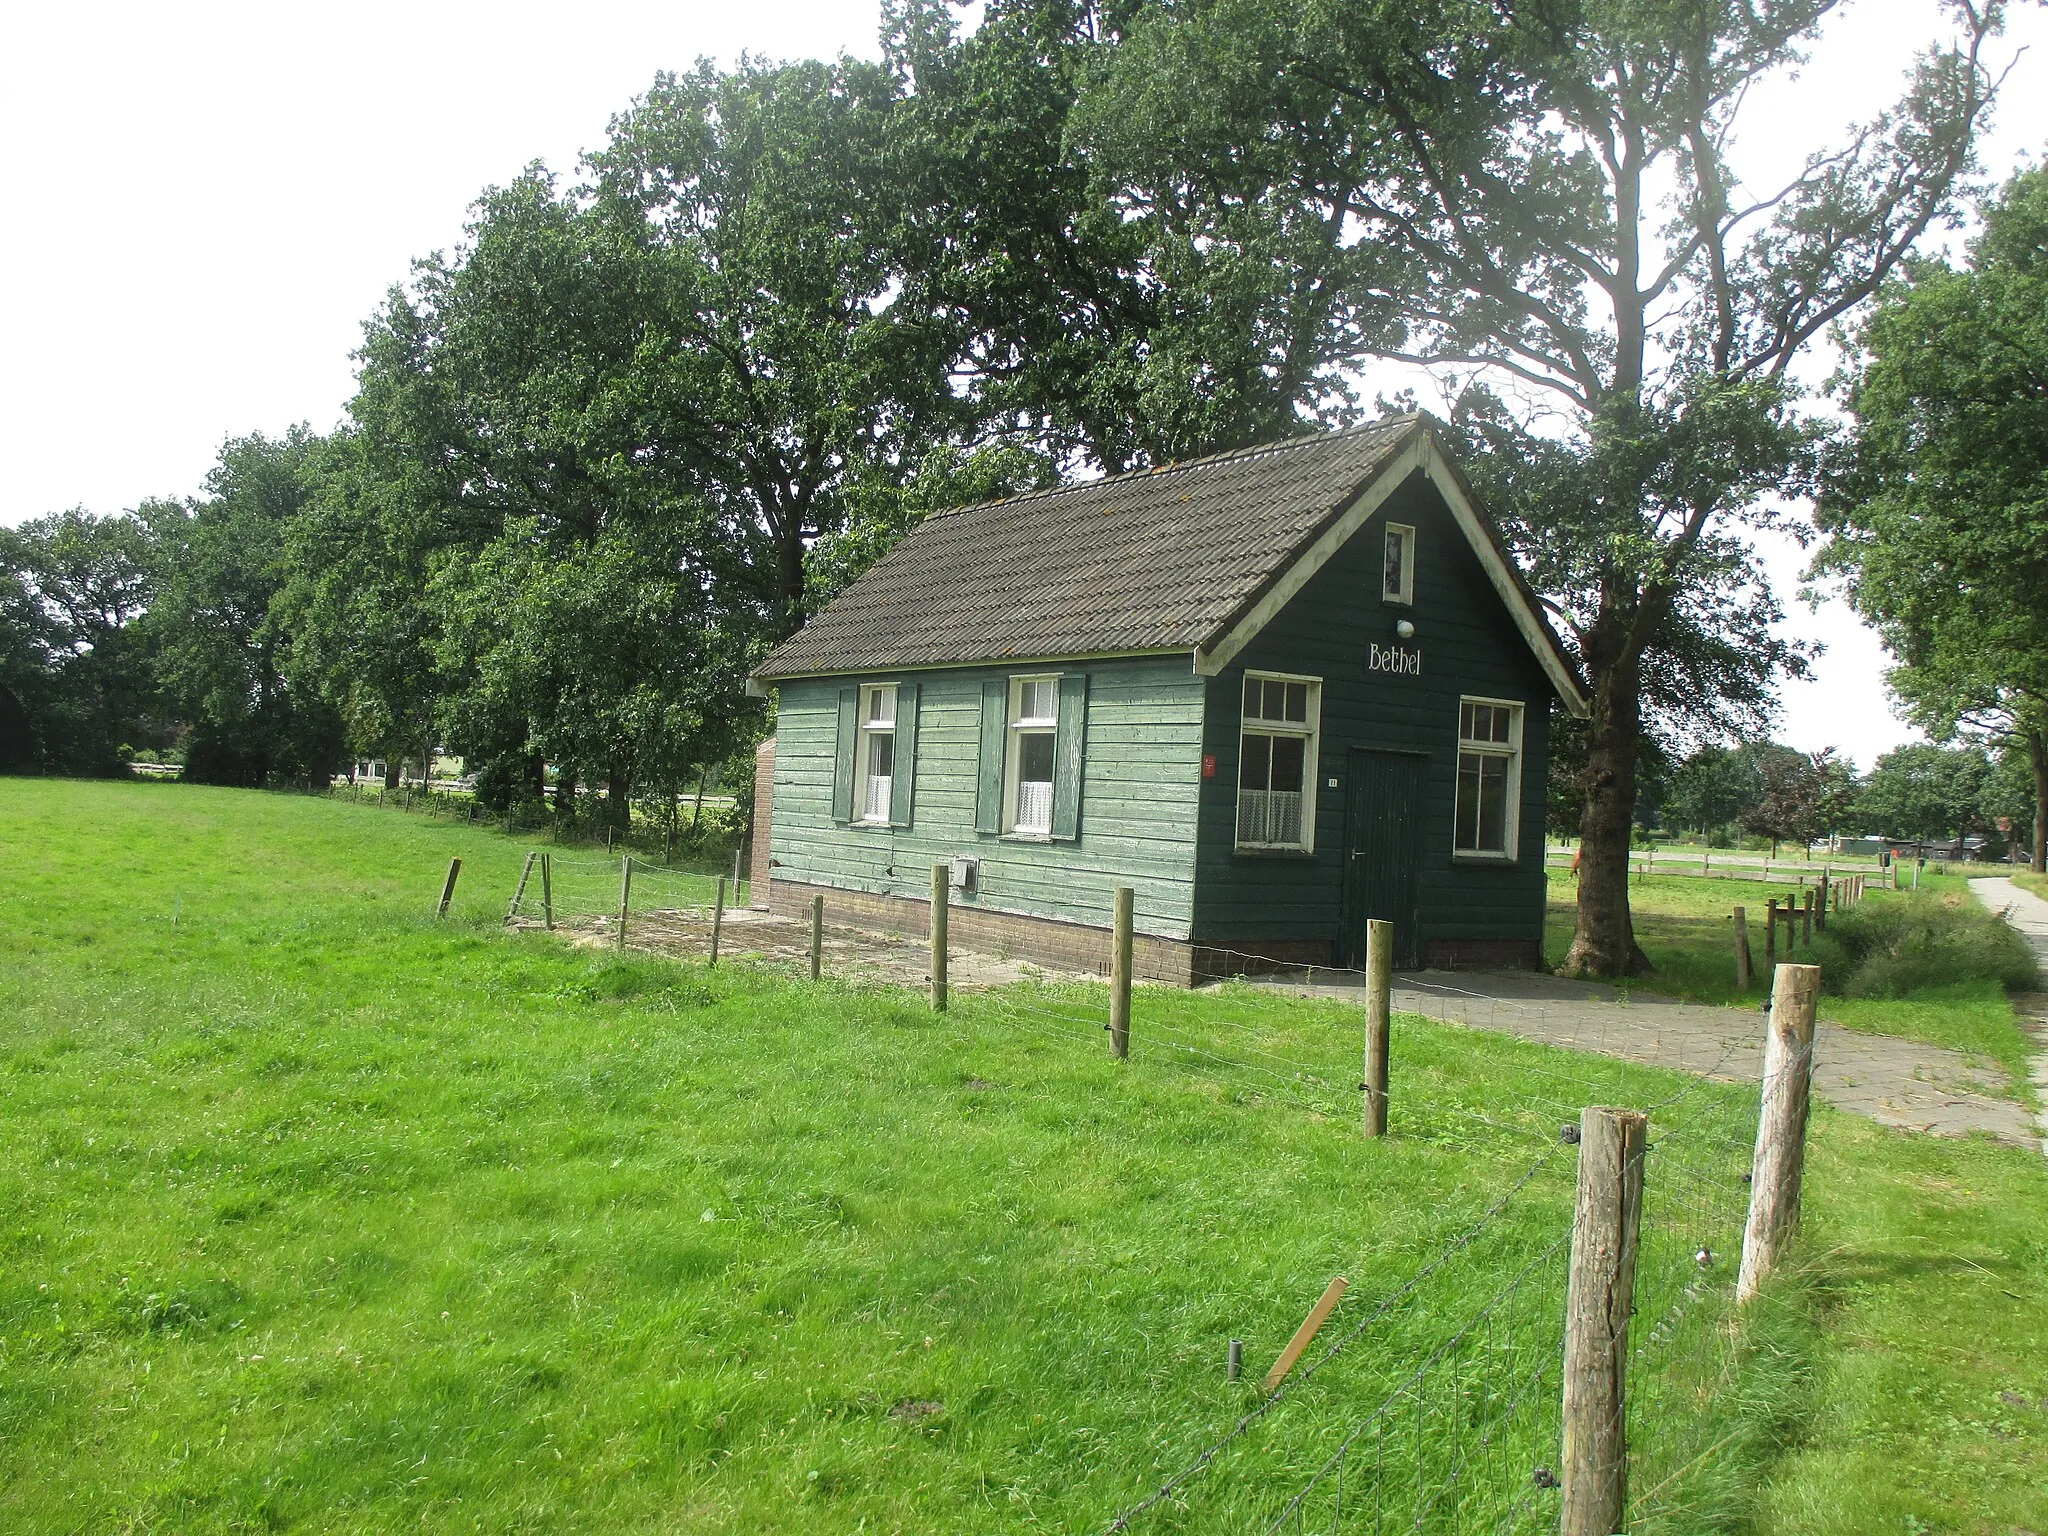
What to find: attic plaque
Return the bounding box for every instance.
[1368,642,1422,677]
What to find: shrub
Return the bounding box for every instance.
[1815,891,2039,998]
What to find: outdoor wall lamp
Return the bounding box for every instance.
[1395,619,1416,639]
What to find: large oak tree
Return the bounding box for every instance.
[1065,0,2004,973]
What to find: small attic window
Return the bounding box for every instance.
[1383,523,1416,604]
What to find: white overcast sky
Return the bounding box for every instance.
[4,0,2043,771]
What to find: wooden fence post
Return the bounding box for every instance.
[1802,889,1813,946]
[1732,905,1753,990]
[1262,1276,1350,1393]
[733,849,743,900]
[710,876,726,965]
[1764,898,1778,968]
[929,865,949,1013]
[437,857,462,918]
[541,853,553,930]
[617,857,634,952]
[1363,918,1394,1137]
[809,894,824,981]
[1560,1104,1648,1536]
[1738,963,1821,1303]
[1109,886,1133,1060]
[605,824,614,853]
[1815,878,1828,932]
[509,851,536,918]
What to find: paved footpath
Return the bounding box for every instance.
[1263,959,2038,1149]
[1970,876,2048,1156]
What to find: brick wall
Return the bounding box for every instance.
[750,738,775,909]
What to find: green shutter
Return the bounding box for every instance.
[831,686,857,824]
[1051,672,1088,841]
[889,681,919,827]
[975,679,1006,835]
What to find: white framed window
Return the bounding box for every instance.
[1236,672,1321,851]
[1383,522,1416,604]
[858,683,896,824]
[1455,697,1523,858]
[1005,675,1059,835]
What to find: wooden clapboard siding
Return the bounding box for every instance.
[1189,468,1552,954]
[769,657,1205,938]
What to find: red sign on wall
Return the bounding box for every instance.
[1201,753,1217,778]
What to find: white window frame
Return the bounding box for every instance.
[1235,670,1322,853]
[857,682,897,825]
[1004,674,1061,837]
[1454,695,1523,860]
[1383,522,1416,605]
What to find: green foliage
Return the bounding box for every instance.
[1820,166,2048,870]
[1851,742,1993,842]
[142,430,344,787]
[0,508,167,774]
[1063,0,2002,974]
[1816,889,2040,1000]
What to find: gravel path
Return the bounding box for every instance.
[1260,965,2037,1148]
[1970,876,2048,1157]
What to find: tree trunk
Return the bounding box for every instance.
[609,764,633,835]
[1563,651,1654,977]
[2028,728,2047,875]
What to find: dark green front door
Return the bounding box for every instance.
[1339,748,1426,969]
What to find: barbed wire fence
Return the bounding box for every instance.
[472,850,1796,1533]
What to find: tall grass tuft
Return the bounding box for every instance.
[1815,891,2039,998]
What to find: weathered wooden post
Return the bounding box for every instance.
[808,894,824,980]
[1764,898,1778,968]
[733,849,743,899]
[437,857,462,918]
[541,853,553,930]
[1802,889,1813,946]
[710,876,726,965]
[1363,918,1394,1137]
[1560,1105,1648,1536]
[1738,963,1822,1302]
[929,865,949,1012]
[509,851,536,918]
[1109,886,1134,1060]
[617,857,634,951]
[1732,906,1753,990]
[605,824,614,853]
[1815,877,1828,933]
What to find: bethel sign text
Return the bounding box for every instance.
[1368,643,1422,676]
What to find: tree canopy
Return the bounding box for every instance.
[1818,165,2048,871]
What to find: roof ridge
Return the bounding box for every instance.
[930,413,1426,520]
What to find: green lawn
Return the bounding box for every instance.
[3,780,2044,1533]
[1545,869,2038,1098]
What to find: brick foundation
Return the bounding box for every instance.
[768,879,1199,984]
[768,876,1539,986]
[749,738,775,908]
[1422,936,1543,971]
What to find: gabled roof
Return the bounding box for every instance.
[751,415,1588,715]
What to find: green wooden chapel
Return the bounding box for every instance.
[747,415,1587,982]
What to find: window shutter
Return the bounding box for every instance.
[1050,672,1088,841]
[831,687,857,824]
[889,681,920,827]
[975,679,1006,834]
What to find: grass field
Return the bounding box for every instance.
[3,780,2045,1533]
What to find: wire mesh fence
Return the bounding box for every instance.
[470,849,1778,1532]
